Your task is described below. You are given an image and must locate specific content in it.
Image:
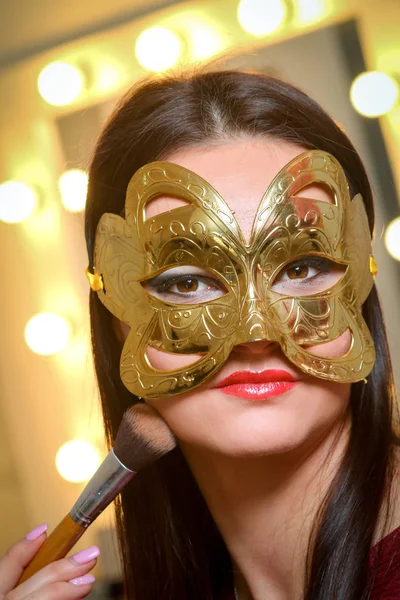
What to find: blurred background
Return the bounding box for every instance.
[0,0,399,597]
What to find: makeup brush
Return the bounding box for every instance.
[18,403,176,583]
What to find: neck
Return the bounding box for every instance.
[180,417,350,600]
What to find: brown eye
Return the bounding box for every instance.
[271,255,346,297]
[176,278,199,293]
[142,267,227,304]
[287,265,309,279]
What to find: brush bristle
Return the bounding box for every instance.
[113,403,177,471]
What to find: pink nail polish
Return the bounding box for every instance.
[71,546,100,564]
[25,523,48,541]
[69,574,96,586]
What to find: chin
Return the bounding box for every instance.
[151,381,351,460]
[221,422,321,458]
[177,415,329,460]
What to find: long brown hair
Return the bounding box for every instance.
[85,70,397,599]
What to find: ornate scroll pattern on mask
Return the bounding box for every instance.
[93,150,375,399]
[249,151,375,381]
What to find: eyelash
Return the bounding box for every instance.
[144,273,225,300]
[144,256,337,301]
[273,256,334,286]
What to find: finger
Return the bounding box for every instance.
[9,547,99,600]
[0,524,48,594]
[11,577,95,600]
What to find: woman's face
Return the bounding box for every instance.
[119,139,352,457]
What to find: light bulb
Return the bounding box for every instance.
[59,169,88,212]
[350,72,399,118]
[56,440,101,483]
[0,181,37,223]
[25,313,71,355]
[135,27,181,72]
[384,217,400,261]
[237,0,287,36]
[38,61,85,106]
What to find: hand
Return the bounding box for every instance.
[0,524,99,599]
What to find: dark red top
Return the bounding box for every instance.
[369,525,400,599]
[224,526,400,599]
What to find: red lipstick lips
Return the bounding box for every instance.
[215,369,298,400]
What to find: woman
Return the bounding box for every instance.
[1,70,398,600]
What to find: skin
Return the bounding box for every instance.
[0,533,97,599]
[119,139,356,599]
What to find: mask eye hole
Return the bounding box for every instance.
[145,345,203,372]
[142,266,227,305]
[144,195,189,221]
[292,182,336,205]
[270,255,346,296]
[301,328,353,359]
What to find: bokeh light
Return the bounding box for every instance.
[135,27,181,71]
[25,313,71,355]
[38,61,85,106]
[0,181,37,223]
[59,169,88,212]
[384,217,400,261]
[56,440,101,483]
[189,23,222,60]
[350,72,399,117]
[237,0,287,36]
[296,0,326,24]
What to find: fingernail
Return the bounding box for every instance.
[71,546,100,564]
[69,574,96,586]
[25,523,48,541]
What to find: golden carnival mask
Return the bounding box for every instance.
[90,150,376,399]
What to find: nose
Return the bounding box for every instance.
[235,292,275,345]
[232,339,280,356]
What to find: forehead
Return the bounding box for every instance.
[147,139,333,242]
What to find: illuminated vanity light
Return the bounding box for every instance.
[38,61,85,106]
[190,24,222,60]
[0,181,37,223]
[56,440,101,483]
[25,312,71,355]
[96,62,122,92]
[135,27,181,71]
[237,0,287,36]
[384,217,400,261]
[59,169,88,212]
[295,0,326,24]
[350,72,399,117]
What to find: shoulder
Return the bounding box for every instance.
[370,527,400,599]
[385,443,400,535]
[369,444,400,598]
[373,443,400,545]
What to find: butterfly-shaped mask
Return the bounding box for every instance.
[92,150,376,399]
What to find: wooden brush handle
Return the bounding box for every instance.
[18,514,86,584]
